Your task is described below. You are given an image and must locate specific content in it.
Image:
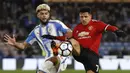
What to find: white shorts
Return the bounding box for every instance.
[38,55,68,73]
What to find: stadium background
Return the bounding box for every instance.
[0,0,130,73]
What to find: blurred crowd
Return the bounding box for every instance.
[0,0,130,58]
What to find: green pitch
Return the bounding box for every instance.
[0,69,130,73]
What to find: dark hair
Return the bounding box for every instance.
[79,6,91,14]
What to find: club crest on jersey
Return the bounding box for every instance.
[48,27,52,33]
[88,26,93,30]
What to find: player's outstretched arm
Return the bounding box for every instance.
[4,34,28,50]
[105,25,127,38]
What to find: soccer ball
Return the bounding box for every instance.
[58,41,73,57]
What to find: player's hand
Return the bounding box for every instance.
[4,34,16,46]
[114,30,127,38]
[42,35,56,39]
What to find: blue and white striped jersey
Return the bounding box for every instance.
[25,20,70,58]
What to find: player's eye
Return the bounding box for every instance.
[40,13,44,15]
[80,16,88,18]
[45,12,48,15]
[84,16,88,18]
[80,16,84,18]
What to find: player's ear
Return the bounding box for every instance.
[37,13,40,18]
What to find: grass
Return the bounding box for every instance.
[0,69,130,73]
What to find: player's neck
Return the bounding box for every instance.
[40,24,45,27]
[40,22,48,27]
[83,19,92,26]
[82,19,92,26]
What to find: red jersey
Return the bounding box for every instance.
[73,19,109,55]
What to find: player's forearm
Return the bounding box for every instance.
[106,25,126,37]
[14,42,26,50]
[55,36,66,41]
[106,25,118,32]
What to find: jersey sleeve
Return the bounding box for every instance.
[25,30,36,45]
[96,21,108,33]
[56,20,69,34]
[105,24,119,32]
[58,20,69,29]
[59,24,68,33]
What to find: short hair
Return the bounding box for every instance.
[79,6,91,14]
[36,4,50,13]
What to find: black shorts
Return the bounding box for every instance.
[72,46,99,73]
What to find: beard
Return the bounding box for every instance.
[40,19,49,25]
